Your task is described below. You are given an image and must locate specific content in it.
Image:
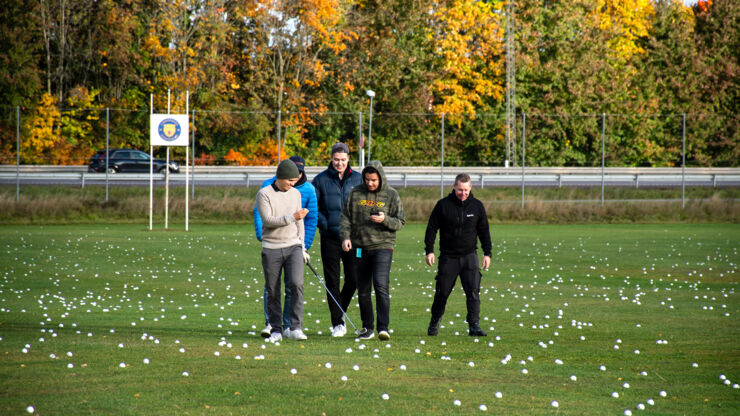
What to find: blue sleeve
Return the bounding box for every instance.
[254,177,276,241]
[312,175,328,233]
[302,183,319,250]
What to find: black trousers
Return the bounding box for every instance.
[319,234,358,327]
[355,248,392,332]
[430,252,481,326]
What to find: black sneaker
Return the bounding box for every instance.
[468,325,487,337]
[428,317,440,336]
[356,328,375,339]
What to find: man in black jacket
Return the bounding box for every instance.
[424,173,492,337]
[312,143,363,337]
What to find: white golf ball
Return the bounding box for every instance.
[453,399,461,406]
[143,358,150,364]
[612,392,619,398]
[551,400,559,408]
[290,368,297,375]
[341,375,348,381]
[624,410,632,416]
[382,393,389,400]
[353,364,359,371]
[479,404,487,411]
[119,362,126,368]
[468,361,475,367]
[599,365,606,371]
[637,403,645,410]
[647,399,655,405]
[26,406,35,413]
[399,364,407,370]
[570,375,577,381]
[182,371,189,376]
[325,362,332,369]
[659,390,667,397]
[495,391,503,399]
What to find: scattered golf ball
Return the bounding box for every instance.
[119,362,126,368]
[637,403,645,410]
[599,365,606,371]
[624,410,632,416]
[479,404,487,411]
[468,361,475,367]
[647,399,655,406]
[26,406,34,413]
[399,364,407,370]
[182,371,189,376]
[495,392,503,399]
[290,368,297,375]
[612,392,619,398]
[659,391,667,397]
[341,375,348,381]
[522,368,528,374]
[453,399,461,406]
[382,393,389,400]
[551,400,559,408]
[623,383,630,389]
[325,362,332,369]
[143,358,150,364]
[570,375,577,381]
[353,364,359,371]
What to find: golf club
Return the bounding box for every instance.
[305,261,359,335]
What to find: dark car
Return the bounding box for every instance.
[88,149,179,173]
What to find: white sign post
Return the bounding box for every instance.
[149,92,190,231]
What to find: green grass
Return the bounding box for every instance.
[1,224,739,415]
[1,185,739,224]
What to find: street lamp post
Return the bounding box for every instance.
[366,90,375,165]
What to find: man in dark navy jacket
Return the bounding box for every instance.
[424,173,492,337]
[312,143,363,337]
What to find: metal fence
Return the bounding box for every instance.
[1,106,738,207]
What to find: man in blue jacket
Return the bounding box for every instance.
[312,143,362,337]
[254,155,318,338]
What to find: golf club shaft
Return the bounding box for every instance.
[306,261,358,333]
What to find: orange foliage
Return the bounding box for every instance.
[224,141,288,166]
[195,152,217,166]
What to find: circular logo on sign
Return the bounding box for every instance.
[158,118,181,142]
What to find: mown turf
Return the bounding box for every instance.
[1,224,738,415]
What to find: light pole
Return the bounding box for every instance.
[366,90,375,165]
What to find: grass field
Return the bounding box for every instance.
[2,185,739,224]
[1,223,738,415]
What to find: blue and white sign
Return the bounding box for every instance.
[150,114,189,146]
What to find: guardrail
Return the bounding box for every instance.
[1,166,739,188]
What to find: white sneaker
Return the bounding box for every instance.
[268,332,282,343]
[332,324,347,338]
[283,328,292,338]
[261,324,272,338]
[378,330,390,341]
[289,329,307,341]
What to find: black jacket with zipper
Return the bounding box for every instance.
[424,190,492,257]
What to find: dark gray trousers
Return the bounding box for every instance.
[261,245,304,333]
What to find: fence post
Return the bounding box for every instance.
[601,113,605,207]
[441,112,445,199]
[682,113,686,209]
[358,111,364,170]
[81,172,85,189]
[521,112,525,209]
[246,173,250,188]
[277,110,282,162]
[16,105,20,203]
[192,108,196,199]
[105,107,110,202]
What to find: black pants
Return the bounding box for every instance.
[319,234,358,327]
[355,248,392,332]
[430,252,481,326]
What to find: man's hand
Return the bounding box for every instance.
[481,255,491,271]
[426,253,435,267]
[303,250,311,264]
[369,211,385,223]
[293,208,309,221]
[342,239,352,252]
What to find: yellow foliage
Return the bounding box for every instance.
[431,0,505,124]
[590,0,655,61]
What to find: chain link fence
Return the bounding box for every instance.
[1,106,737,168]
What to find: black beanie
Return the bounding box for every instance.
[276,159,300,179]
